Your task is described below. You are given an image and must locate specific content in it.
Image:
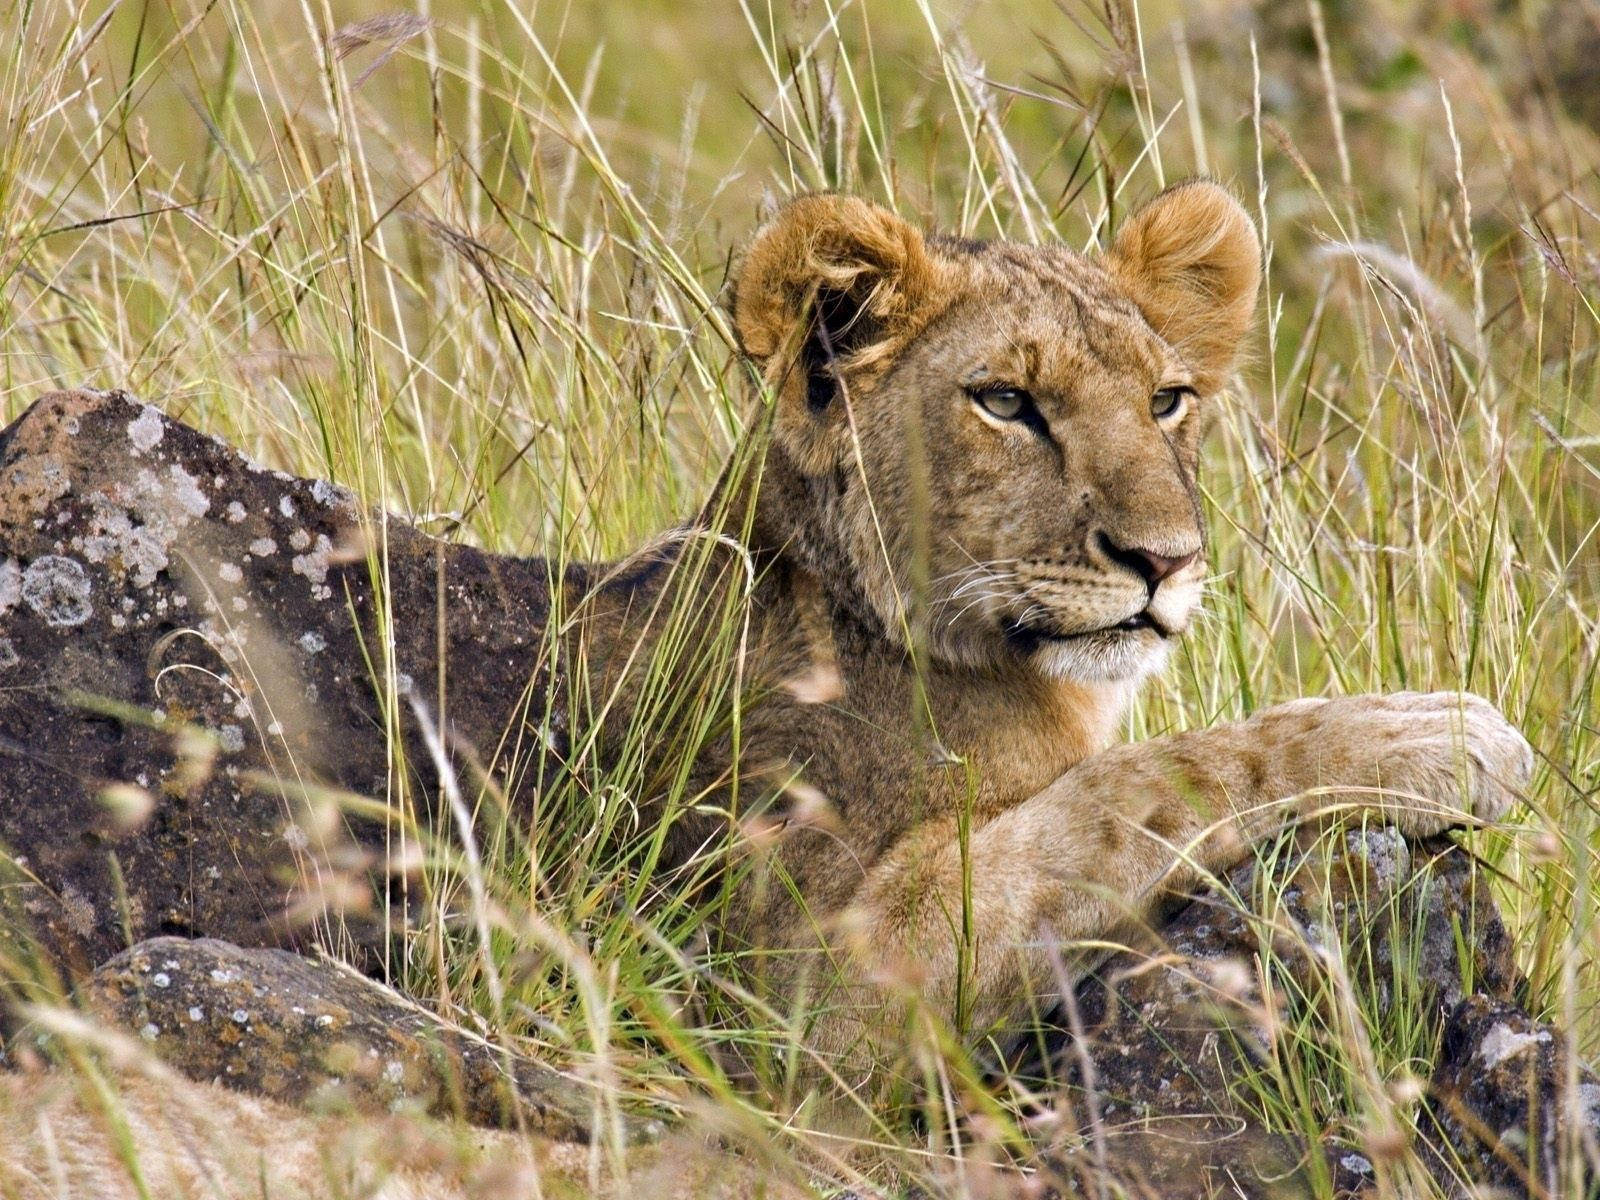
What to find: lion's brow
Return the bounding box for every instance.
[1061,284,1165,376]
[977,246,1164,377]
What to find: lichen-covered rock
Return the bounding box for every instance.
[60,936,658,1142]
[1427,994,1600,1197]
[1029,829,1519,1199]
[0,390,562,974]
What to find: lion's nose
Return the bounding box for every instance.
[1097,532,1199,594]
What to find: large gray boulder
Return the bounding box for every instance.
[0,389,561,974]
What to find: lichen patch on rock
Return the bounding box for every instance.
[20,554,93,626]
[126,406,165,454]
[0,558,19,615]
[1477,1020,1552,1069]
[166,464,211,519]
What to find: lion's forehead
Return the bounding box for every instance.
[950,242,1134,312]
[926,246,1179,384]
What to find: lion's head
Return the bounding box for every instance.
[732,182,1259,684]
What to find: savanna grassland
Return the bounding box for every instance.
[1,0,1599,1196]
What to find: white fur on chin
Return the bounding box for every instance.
[1030,629,1174,684]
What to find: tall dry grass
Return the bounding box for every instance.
[2,0,1598,1195]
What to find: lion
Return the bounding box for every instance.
[0,181,1531,1182]
[693,181,1531,1055]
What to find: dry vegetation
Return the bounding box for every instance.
[2,0,1598,1196]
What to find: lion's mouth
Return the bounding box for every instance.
[1112,611,1165,634]
[1004,609,1173,650]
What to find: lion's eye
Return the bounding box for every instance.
[972,387,1033,422]
[1151,387,1193,422]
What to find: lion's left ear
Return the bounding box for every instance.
[1104,181,1260,393]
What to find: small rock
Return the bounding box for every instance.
[1025,831,1519,1199]
[1428,994,1600,1195]
[69,937,657,1143]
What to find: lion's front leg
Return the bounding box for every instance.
[819,692,1531,1060]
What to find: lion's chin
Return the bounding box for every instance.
[1024,626,1174,684]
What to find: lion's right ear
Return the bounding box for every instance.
[732,194,939,474]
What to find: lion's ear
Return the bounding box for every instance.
[732,194,939,473]
[1105,181,1260,393]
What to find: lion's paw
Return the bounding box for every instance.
[1276,690,1531,837]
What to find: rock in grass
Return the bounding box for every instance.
[0,389,562,974]
[1428,993,1600,1197]
[1029,829,1520,1199]
[58,936,658,1142]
